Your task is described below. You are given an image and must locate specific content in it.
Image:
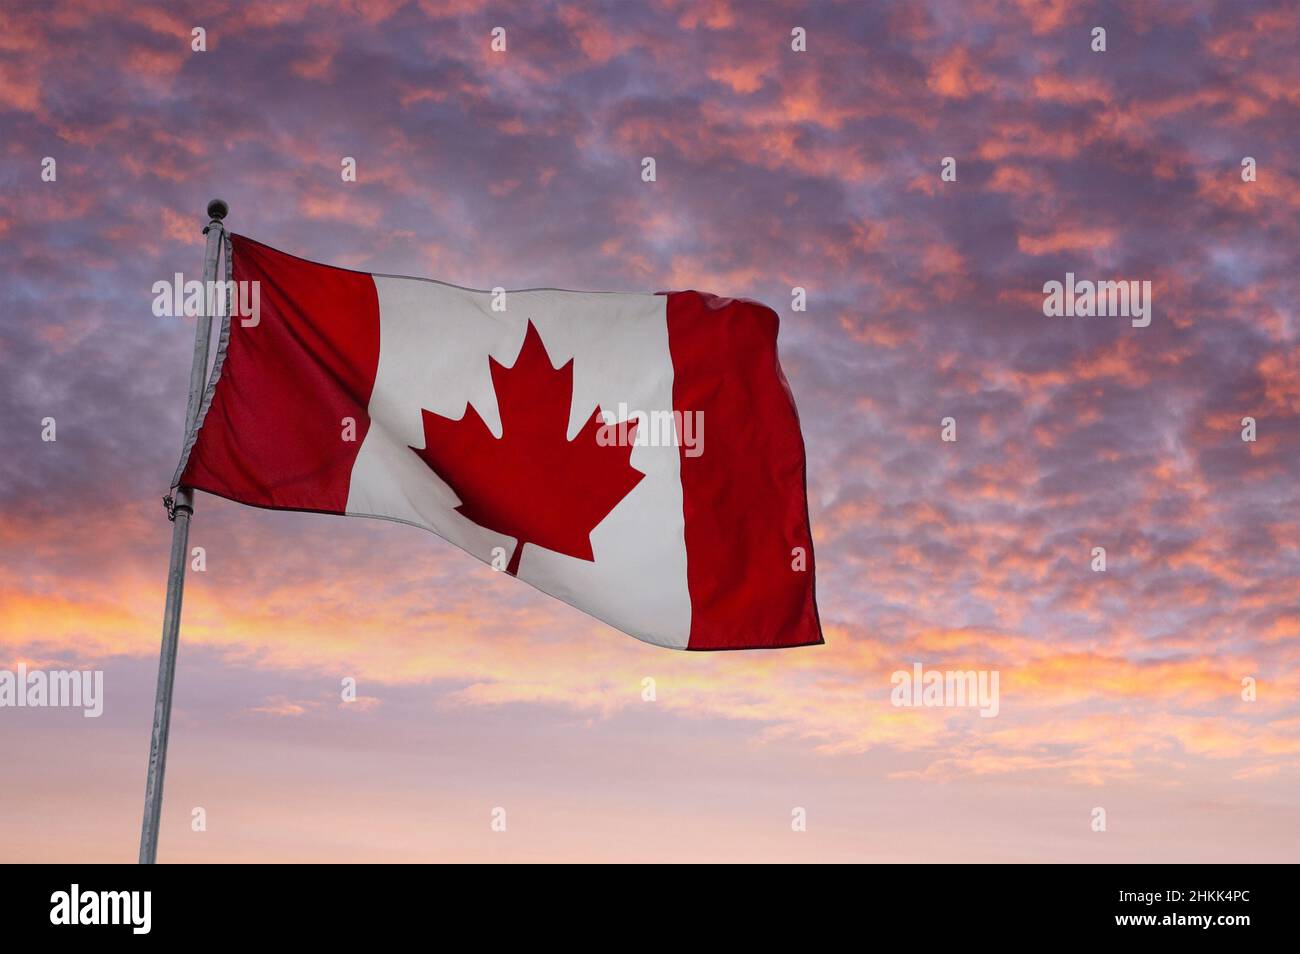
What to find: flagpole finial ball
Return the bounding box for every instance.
[206,198,229,221]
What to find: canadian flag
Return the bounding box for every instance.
[179,236,822,650]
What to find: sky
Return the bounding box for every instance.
[1,0,1297,863]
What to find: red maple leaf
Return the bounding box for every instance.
[411,321,645,576]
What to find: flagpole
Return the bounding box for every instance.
[138,198,228,864]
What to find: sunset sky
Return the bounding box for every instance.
[1,0,1297,862]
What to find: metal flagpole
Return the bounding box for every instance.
[138,198,229,864]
